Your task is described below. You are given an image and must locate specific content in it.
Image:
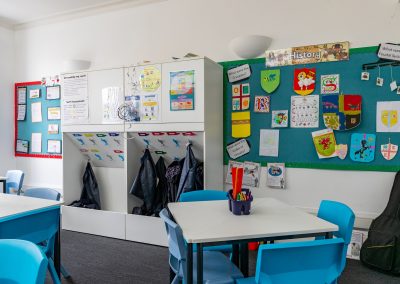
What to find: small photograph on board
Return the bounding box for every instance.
[48,124,59,134]
[47,140,62,154]
[16,139,29,153]
[48,107,61,120]
[17,87,27,104]
[225,160,244,184]
[29,88,41,99]
[376,77,384,87]
[361,72,369,81]
[266,163,286,189]
[242,161,261,188]
[271,110,289,128]
[46,85,61,100]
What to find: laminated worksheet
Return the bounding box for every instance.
[62,73,89,124]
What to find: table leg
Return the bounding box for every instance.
[197,243,203,283]
[232,244,240,267]
[2,181,6,194]
[325,232,333,239]
[187,243,193,284]
[239,243,249,277]
[54,215,61,278]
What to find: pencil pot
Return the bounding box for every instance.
[228,188,253,215]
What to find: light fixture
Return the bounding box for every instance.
[229,35,272,59]
[63,59,91,72]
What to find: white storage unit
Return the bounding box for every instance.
[61,57,223,246]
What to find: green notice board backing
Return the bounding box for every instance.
[221,46,400,172]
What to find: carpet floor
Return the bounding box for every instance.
[47,230,399,284]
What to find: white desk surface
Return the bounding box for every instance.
[168,197,338,243]
[0,177,7,181]
[0,193,63,219]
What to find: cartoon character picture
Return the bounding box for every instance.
[293,68,316,96]
[350,133,376,162]
[271,110,289,128]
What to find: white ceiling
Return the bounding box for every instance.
[0,0,160,29]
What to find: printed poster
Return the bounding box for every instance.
[170,70,195,111]
[312,129,337,159]
[242,161,261,188]
[259,129,279,157]
[225,160,244,184]
[62,73,89,124]
[290,95,319,128]
[271,110,288,128]
[141,94,159,121]
[267,163,286,189]
[102,87,123,123]
[321,74,340,94]
[139,66,161,92]
[376,101,400,132]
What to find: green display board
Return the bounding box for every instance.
[221,46,400,172]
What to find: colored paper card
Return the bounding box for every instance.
[29,89,41,99]
[170,70,195,111]
[271,110,289,128]
[350,133,376,163]
[376,101,400,132]
[231,111,251,138]
[261,69,280,93]
[290,95,319,128]
[312,129,337,159]
[266,163,286,189]
[322,94,362,131]
[321,74,339,94]
[17,87,27,104]
[31,133,42,153]
[232,83,250,111]
[335,144,348,160]
[226,139,251,159]
[259,129,279,157]
[242,161,261,187]
[226,160,244,184]
[254,96,270,113]
[48,107,61,120]
[293,68,316,96]
[227,64,251,83]
[381,142,398,160]
[31,102,42,123]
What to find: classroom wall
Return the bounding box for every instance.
[12,0,400,217]
[0,27,16,174]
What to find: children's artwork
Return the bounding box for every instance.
[232,83,250,111]
[376,77,384,87]
[141,94,159,121]
[47,140,61,154]
[242,161,261,188]
[321,74,339,94]
[261,69,280,93]
[46,85,61,100]
[227,64,251,83]
[259,129,279,157]
[381,141,398,160]
[350,133,376,163]
[232,111,251,138]
[170,70,195,111]
[139,66,161,92]
[48,124,59,134]
[290,95,319,128]
[271,110,289,128]
[226,139,251,159]
[322,94,362,130]
[29,89,41,99]
[361,71,370,81]
[254,96,270,113]
[312,129,337,159]
[376,101,400,132]
[266,163,286,189]
[293,68,316,96]
[226,160,244,184]
[390,81,398,92]
[16,139,29,153]
[17,105,26,121]
[335,144,348,160]
[47,107,61,120]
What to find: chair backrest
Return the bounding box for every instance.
[24,187,61,201]
[159,208,187,276]
[0,239,48,284]
[6,170,25,194]
[179,189,227,202]
[255,238,344,284]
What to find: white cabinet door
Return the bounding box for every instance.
[161,59,204,123]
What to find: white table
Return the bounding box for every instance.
[168,197,338,284]
[0,177,7,193]
[0,194,63,276]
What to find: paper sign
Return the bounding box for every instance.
[62,73,89,123]
[17,87,27,104]
[48,124,59,134]
[259,129,279,157]
[31,133,42,153]
[29,89,41,99]
[16,140,28,153]
[378,43,400,62]
[48,107,61,120]
[17,105,26,121]
[226,160,244,184]
[242,161,261,187]
[267,163,286,189]
[46,85,61,100]
[227,64,251,83]
[31,102,42,123]
[226,139,251,159]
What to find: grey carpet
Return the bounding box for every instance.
[47,230,399,284]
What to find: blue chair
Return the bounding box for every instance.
[0,239,48,284]
[317,200,355,275]
[236,238,345,284]
[179,190,233,254]
[24,188,70,283]
[5,170,24,194]
[160,208,243,284]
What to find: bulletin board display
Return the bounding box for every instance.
[221,46,400,172]
[15,81,62,158]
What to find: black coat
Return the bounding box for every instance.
[176,145,199,201]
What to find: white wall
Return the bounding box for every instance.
[12,0,400,217]
[0,27,16,174]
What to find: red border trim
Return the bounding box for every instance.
[15,81,62,159]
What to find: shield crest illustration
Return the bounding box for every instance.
[381,110,398,128]
[261,70,280,93]
[381,142,398,160]
[335,144,348,160]
[350,133,376,163]
[293,68,316,96]
[322,94,361,131]
[311,129,337,159]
